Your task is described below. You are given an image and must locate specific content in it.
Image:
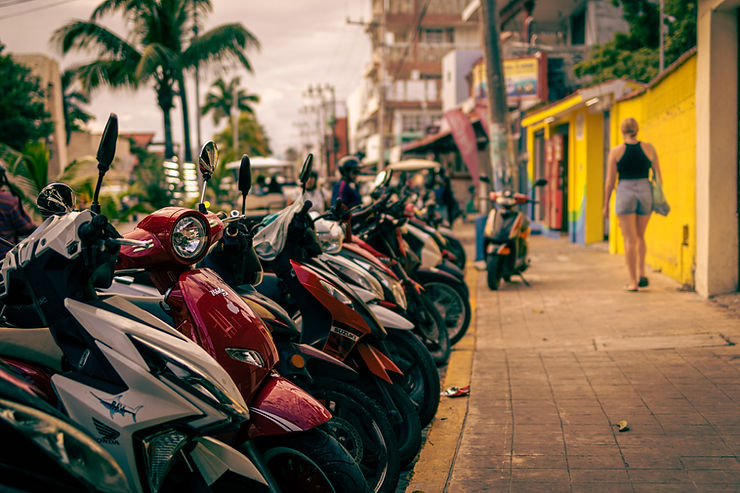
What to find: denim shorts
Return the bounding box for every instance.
[615,179,652,215]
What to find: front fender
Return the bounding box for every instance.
[188,436,269,492]
[414,266,465,288]
[247,374,331,438]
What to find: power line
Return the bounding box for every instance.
[0,0,81,19]
[0,0,41,8]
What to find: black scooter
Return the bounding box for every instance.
[482,179,547,290]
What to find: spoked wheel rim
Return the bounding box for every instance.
[424,282,465,341]
[316,393,391,492]
[263,447,336,493]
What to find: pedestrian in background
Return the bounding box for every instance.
[331,156,362,208]
[603,117,662,291]
[304,170,327,213]
[0,183,36,259]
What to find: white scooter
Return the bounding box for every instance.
[0,115,268,493]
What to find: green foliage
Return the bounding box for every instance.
[0,44,54,151]
[214,113,271,164]
[126,137,174,212]
[574,0,696,84]
[202,76,260,126]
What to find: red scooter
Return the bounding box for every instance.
[251,156,422,466]
[116,142,367,493]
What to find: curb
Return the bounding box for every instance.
[405,265,477,493]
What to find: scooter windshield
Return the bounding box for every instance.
[253,196,306,261]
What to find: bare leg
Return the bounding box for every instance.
[636,213,651,278]
[618,213,638,289]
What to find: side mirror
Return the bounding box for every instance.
[91,113,118,214]
[534,178,548,187]
[480,175,490,183]
[96,114,118,173]
[299,154,313,185]
[372,170,387,191]
[238,154,251,215]
[238,155,251,194]
[199,141,218,182]
[37,183,76,218]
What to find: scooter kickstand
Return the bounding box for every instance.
[518,272,531,287]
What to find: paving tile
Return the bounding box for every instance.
[571,483,634,493]
[566,454,626,469]
[508,480,570,493]
[619,449,684,469]
[627,468,692,483]
[679,456,740,471]
[508,454,567,469]
[632,483,698,492]
[570,468,630,483]
[685,469,740,484]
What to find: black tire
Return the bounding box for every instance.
[359,378,422,467]
[409,294,451,366]
[385,330,441,428]
[423,280,471,346]
[486,255,501,291]
[259,428,369,493]
[308,378,400,493]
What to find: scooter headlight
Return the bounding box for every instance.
[315,219,344,254]
[171,216,208,260]
[319,279,353,305]
[388,279,407,311]
[0,399,130,493]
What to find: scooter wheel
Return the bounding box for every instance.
[384,330,441,428]
[309,377,400,493]
[259,428,370,493]
[486,255,501,291]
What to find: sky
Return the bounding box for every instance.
[0,0,371,158]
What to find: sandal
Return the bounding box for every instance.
[624,286,638,292]
[638,277,649,288]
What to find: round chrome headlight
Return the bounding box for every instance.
[171,216,208,260]
[315,219,344,254]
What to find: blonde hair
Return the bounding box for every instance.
[621,117,639,137]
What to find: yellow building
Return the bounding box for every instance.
[521,51,697,288]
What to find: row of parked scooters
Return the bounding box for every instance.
[0,114,472,493]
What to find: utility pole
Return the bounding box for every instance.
[325,84,337,175]
[377,0,387,170]
[480,0,513,194]
[232,83,239,155]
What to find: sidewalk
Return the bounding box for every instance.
[408,233,740,492]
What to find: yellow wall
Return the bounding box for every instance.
[609,55,697,286]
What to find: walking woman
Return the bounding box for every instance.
[603,117,662,291]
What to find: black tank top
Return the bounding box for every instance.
[617,142,651,180]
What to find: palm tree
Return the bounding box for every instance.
[52,0,259,161]
[201,76,260,126]
[61,69,94,145]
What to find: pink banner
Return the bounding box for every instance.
[444,109,480,185]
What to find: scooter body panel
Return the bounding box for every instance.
[177,269,278,404]
[247,374,331,438]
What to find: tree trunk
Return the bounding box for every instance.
[178,72,193,163]
[157,83,175,160]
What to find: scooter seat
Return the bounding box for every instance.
[0,327,62,372]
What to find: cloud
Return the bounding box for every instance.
[0,0,370,157]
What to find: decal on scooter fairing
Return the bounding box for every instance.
[91,392,143,422]
[92,417,121,445]
[209,287,240,314]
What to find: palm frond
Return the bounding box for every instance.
[52,20,140,60]
[73,59,140,91]
[136,43,177,81]
[181,23,260,71]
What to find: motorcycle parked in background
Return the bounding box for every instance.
[483,179,548,291]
